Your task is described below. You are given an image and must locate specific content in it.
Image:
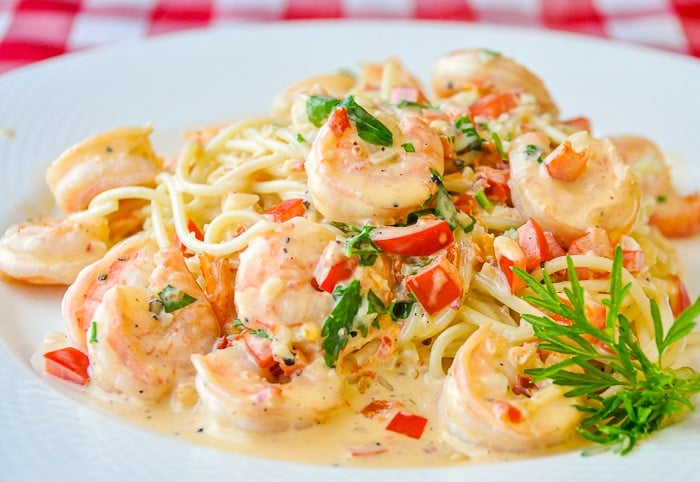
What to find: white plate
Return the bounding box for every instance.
[1,20,699,482]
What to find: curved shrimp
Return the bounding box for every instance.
[63,234,158,351]
[357,57,426,99]
[234,217,336,332]
[431,48,559,116]
[45,126,163,214]
[0,216,109,285]
[305,104,444,225]
[438,324,582,457]
[611,135,700,238]
[509,131,641,246]
[192,338,345,432]
[86,245,220,402]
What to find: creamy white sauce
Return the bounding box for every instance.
[35,332,584,468]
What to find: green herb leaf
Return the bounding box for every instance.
[474,188,493,211]
[525,143,544,163]
[306,95,341,127]
[367,289,387,315]
[344,224,382,266]
[402,142,416,153]
[454,115,484,152]
[306,95,394,147]
[430,168,476,233]
[396,100,432,110]
[88,321,98,344]
[248,328,270,339]
[341,95,393,147]
[157,284,197,313]
[321,280,363,367]
[389,299,416,321]
[491,132,507,161]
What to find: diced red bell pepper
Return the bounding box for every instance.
[328,106,351,137]
[474,166,510,202]
[242,331,307,377]
[543,231,566,259]
[370,218,453,256]
[544,140,589,182]
[469,90,520,119]
[568,227,613,258]
[494,236,527,293]
[242,331,275,369]
[405,253,462,314]
[385,411,428,439]
[314,241,358,293]
[44,347,90,385]
[491,400,523,423]
[263,198,306,223]
[517,218,550,271]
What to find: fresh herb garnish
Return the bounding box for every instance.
[474,188,493,211]
[306,95,341,127]
[331,223,382,266]
[296,133,306,143]
[157,284,197,313]
[396,100,433,110]
[342,95,393,147]
[514,248,700,455]
[367,289,415,322]
[430,168,476,233]
[321,280,363,367]
[491,132,507,161]
[525,144,544,163]
[402,142,416,153]
[454,115,484,152]
[248,328,270,339]
[389,299,416,320]
[88,321,98,344]
[306,95,393,147]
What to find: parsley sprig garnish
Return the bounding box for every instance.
[514,248,700,455]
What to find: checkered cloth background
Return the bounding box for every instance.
[0,0,698,74]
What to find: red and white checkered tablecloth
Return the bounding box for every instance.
[0,0,699,74]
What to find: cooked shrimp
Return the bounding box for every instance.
[87,246,220,402]
[46,126,163,214]
[358,57,425,99]
[62,234,158,351]
[234,217,336,331]
[306,105,444,225]
[611,135,700,238]
[437,324,582,457]
[192,338,345,432]
[0,216,109,285]
[272,72,357,120]
[509,131,641,246]
[431,48,559,116]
